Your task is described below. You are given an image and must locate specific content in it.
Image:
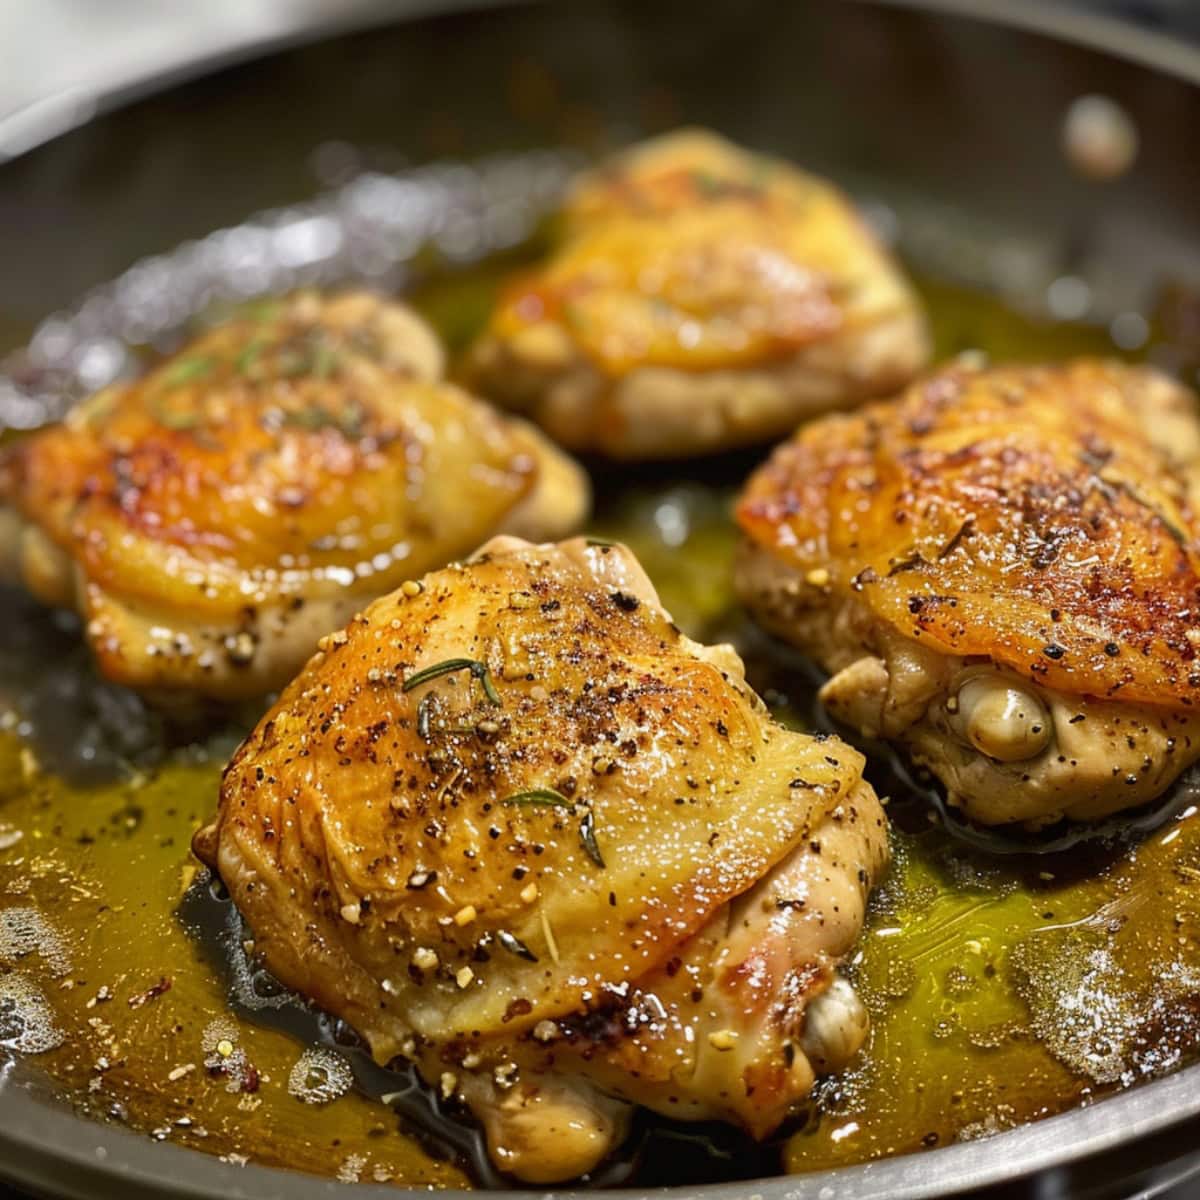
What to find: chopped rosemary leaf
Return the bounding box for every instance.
[336,401,365,439]
[161,356,215,387]
[402,657,501,705]
[236,338,268,375]
[501,788,571,809]
[496,930,538,963]
[278,350,311,377]
[282,401,365,439]
[282,405,334,431]
[313,343,341,379]
[585,537,618,548]
[238,298,284,322]
[579,807,606,869]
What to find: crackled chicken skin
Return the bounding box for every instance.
[465,128,930,459]
[0,292,589,703]
[193,536,888,1182]
[737,359,1200,828]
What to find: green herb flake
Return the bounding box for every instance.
[402,657,501,706]
[278,350,311,378]
[313,343,341,379]
[236,338,268,375]
[282,405,334,432]
[238,298,284,323]
[154,405,201,431]
[336,401,365,439]
[161,356,215,387]
[501,788,571,809]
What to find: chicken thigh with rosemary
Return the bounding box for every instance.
[465,128,929,459]
[193,535,888,1182]
[737,359,1200,827]
[0,292,589,704]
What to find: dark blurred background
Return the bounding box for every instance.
[3,0,1200,162]
[1064,0,1200,38]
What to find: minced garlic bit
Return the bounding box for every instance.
[339,902,361,924]
[456,966,475,989]
[453,904,478,927]
[532,1020,560,1043]
[520,882,539,904]
[411,947,439,971]
[461,1052,482,1070]
[439,1071,458,1099]
[805,567,831,587]
[708,1030,739,1051]
[401,580,423,598]
[167,1063,196,1082]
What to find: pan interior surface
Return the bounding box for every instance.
[3,2,1200,1199]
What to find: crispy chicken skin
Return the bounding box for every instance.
[736,359,1200,827]
[465,129,930,459]
[0,292,589,703]
[193,536,887,1181]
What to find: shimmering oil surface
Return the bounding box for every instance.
[1,272,1199,1190]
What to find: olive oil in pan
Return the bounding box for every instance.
[2,277,1199,1188]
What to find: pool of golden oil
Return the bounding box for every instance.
[1,269,1199,1188]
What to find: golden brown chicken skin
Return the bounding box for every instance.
[737,359,1200,827]
[193,536,888,1182]
[465,128,929,459]
[0,292,589,703]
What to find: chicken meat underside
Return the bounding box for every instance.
[0,292,589,703]
[195,536,888,1182]
[466,128,929,459]
[737,359,1200,827]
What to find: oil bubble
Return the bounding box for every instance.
[201,1016,255,1093]
[287,1047,353,1105]
[0,906,70,976]
[0,973,64,1053]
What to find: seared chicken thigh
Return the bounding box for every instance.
[0,292,589,703]
[193,536,888,1181]
[466,129,929,459]
[737,359,1200,827]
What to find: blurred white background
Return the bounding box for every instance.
[0,0,395,157]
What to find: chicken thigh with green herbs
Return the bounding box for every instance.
[193,535,888,1182]
[0,292,589,704]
